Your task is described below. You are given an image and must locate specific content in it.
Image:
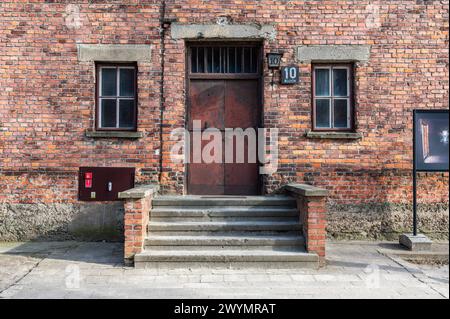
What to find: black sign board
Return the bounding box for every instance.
[414,110,449,172]
[281,66,299,85]
[267,52,283,69]
[411,109,448,236]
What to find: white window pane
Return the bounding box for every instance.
[119,68,135,97]
[101,68,117,96]
[316,99,331,128]
[315,69,330,96]
[333,68,348,97]
[334,99,349,128]
[119,99,135,128]
[101,99,117,128]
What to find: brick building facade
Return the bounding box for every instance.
[0,1,448,242]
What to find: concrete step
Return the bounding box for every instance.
[144,234,305,247]
[151,216,299,223]
[147,221,302,232]
[145,246,305,251]
[134,249,318,268]
[152,195,296,207]
[151,206,299,218]
[145,230,302,236]
[135,261,319,270]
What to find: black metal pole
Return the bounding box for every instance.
[412,110,417,236]
[413,164,417,236]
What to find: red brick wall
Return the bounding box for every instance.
[1,1,448,210]
[0,1,162,204]
[159,0,449,207]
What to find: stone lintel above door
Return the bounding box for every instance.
[171,23,277,41]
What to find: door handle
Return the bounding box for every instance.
[108,182,112,192]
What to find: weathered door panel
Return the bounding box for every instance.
[224,134,259,195]
[224,80,258,129]
[188,80,224,130]
[187,132,225,195]
[187,65,260,195]
[224,80,259,195]
[188,80,225,194]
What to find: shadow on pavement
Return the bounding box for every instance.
[0,241,124,266]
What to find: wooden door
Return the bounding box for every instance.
[187,80,259,195]
[187,43,261,195]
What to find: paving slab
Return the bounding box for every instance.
[0,241,447,299]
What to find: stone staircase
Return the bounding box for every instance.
[134,195,319,268]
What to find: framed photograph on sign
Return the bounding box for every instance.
[414,110,449,172]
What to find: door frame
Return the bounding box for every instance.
[184,41,264,195]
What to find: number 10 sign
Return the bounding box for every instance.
[281,66,299,85]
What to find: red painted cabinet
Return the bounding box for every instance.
[78,167,135,201]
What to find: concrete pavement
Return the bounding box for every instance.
[0,241,448,299]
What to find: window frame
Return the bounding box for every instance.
[312,63,354,132]
[95,62,138,131]
[187,42,262,80]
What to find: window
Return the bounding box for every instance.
[312,64,353,131]
[96,64,137,130]
[190,45,259,74]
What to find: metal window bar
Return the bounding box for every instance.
[227,47,230,73]
[204,47,207,73]
[211,47,214,73]
[195,47,198,73]
[235,47,239,73]
[250,47,253,73]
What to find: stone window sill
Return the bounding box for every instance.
[305,130,362,140]
[85,130,143,139]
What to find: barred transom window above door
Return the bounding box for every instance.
[190,45,260,74]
